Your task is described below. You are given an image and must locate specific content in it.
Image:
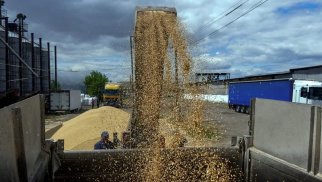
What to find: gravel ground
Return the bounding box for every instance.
[202,101,249,147]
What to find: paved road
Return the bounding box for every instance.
[203,102,250,147]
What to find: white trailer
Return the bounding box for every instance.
[50,90,81,111]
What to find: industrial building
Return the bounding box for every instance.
[0,1,57,107]
[228,64,322,82]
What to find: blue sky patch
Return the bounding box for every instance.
[276,2,321,15]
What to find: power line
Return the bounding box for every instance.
[196,0,249,34]
[191,0,269,46]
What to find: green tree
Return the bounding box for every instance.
[50,80,61,90]
[84,70,109,98]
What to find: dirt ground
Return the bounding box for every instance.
[202,101,249,147]
[45,100,249,148]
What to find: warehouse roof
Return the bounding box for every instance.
[290,64,322,72]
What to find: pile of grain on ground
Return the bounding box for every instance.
[51,106,130,150]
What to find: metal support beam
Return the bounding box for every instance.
[5,17,9,91]
[39,38,43,92]
[47,42,50,90]
[0,36,38,77]
[19,19,23,96]
[54,46,57,89]
[31,33,35,91]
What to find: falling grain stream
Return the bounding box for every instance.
[54,7,242,181]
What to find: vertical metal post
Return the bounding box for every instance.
[31,33,35,91]
[5,17,9,91]
[54,46,57,89]
[39,38,43,92]
[19,19,23,96]
[47,42,50,90]
[0,0,4,26]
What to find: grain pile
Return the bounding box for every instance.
[51,106,130,150]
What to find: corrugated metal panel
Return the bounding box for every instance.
[0,31,5,93]
[8,37,20,92]
[292,67,322,82]
[42,50,49,92]
[22,42,32,94]
[34,46,41,92]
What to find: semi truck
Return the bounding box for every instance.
[102,83,122,107]
[228,79,322,113]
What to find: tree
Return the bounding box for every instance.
[50,80,61,90]
[84,70,109,98]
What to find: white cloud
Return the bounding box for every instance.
[5,0,322,86]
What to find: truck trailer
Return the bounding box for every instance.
[228,79,322,113]
[49,90,81,112]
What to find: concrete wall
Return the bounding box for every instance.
[0,95,45,181]
[253,99,313,169]
[0,105,20,181]
[246,98,322,181]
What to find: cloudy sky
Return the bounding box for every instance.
[4,0,322,87]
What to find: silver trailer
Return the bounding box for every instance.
[50,90,81,111]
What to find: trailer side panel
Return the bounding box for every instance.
[228,79,293,107]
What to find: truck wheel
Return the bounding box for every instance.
[235,106,241,112]
[245,107,250,114]
[240,106,245,113]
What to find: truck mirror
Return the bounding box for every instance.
[300,87,308,98]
